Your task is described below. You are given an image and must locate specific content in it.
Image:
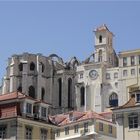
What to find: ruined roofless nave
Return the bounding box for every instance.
[1,24,140,115]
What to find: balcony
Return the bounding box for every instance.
[80,129,90,136]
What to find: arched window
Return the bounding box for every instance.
[99,35,102,43]
[17,86,22,92]
[58,78,62,107]
[29,86,35,98]
[41,62,45,73]
[68,78,72,108]
[30,62,35,71]
[80,86,85,106]
[98,50,102,62]
[41,87,45,101]
[18,63,23,71]
[109,93,118,107]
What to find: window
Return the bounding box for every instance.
[131,69,135,76]
[123,70,127,77]
[68,78,72,108]
[106,73,110,79]
[84,122,88,133]
[56,130,60,137]
[139,68,140,74]
[41,62,45,73]
[30,62,35,71]
[80,86,85,106]
[26,103,32,114]
[58,78,62,107]
[41,107,46,118]
[128,113,138,129]
[25,126,32,140]
[41,88,45,101]
[115,82,118,88]
[108,125,112,134]
[98,50,102,62]
[0,126,7,139]
[109,93,118,107]
[139,55,140,65]
[136,94,140,102]
[18,63,23,71]
[99,123,103,131]
[114,73,118,78]
[29,86,35,98]
[17,86,22,92]
[131,56,135,66]
[40,129,47,140]
[123,57,127,67]
[80,73,83,79]
[65,127,69,135]
[74,125,79,133]
[99,35,102,43]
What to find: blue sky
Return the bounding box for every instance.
[0,1,140,82]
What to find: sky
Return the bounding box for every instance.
[0,1,140,83]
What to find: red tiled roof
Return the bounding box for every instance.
[0,91,51,105]
[49,110,110,126]
[112,96,137,110]
[0,92,25,101]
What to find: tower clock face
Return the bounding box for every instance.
[89,70,98,80]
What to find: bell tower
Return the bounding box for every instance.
[94,24,118,67]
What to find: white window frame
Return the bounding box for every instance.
[131,69,135,76]
[128,113,138,129]
[26,103,32,114]
[106,73,110,79]
[40,128,47,140]
[41,107,47,118]
[99,122,103,131]
[123,70,127,77]
[25,126,32,139]
[0,126,7,139]
[108,125,112,134]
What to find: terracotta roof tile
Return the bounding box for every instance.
[0,92,25,101]
[113,96,136,110]
[49,110,109,126]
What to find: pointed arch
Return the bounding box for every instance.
[98,50,102,62]
[58,78,62,106]
[99,35,102,43]
[41,87,45,101]
[18,63,23,71]
[80,86,85,106]
[30,62,35,71]
[68,78,72,108]
[29,86,35,98]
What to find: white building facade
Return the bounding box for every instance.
[75,24,140,113]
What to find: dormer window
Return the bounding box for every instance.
[99,35,102,43]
